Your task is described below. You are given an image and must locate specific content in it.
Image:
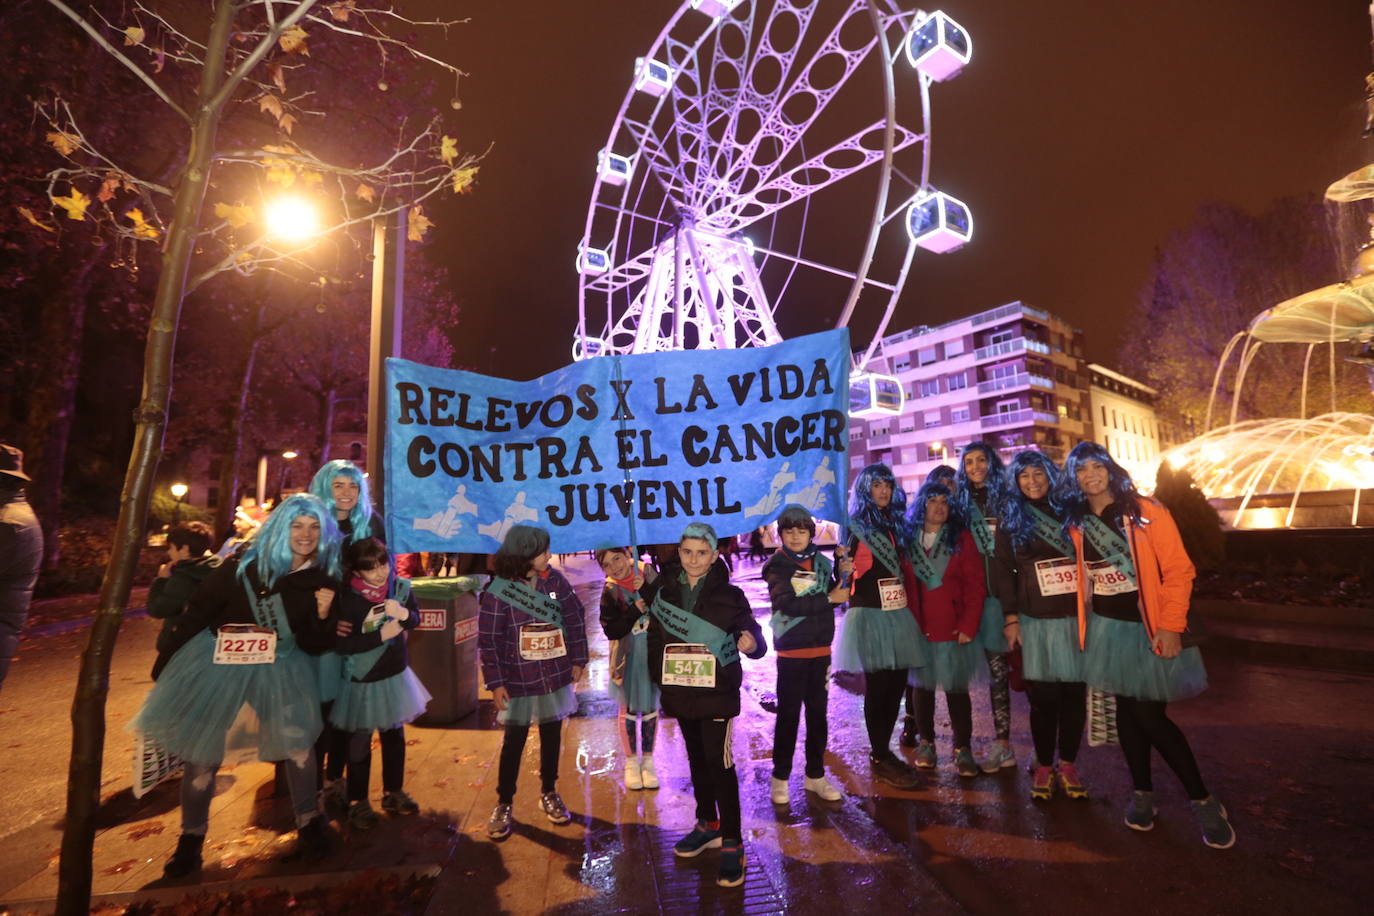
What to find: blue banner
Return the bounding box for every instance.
[385,329,850,553]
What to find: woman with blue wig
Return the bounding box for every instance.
[1059,441,1234,849]
[834,463,926,789]
[951,441,1017,774]
[992,450,1088,801]
[309,459,385,544]
[132,493,344,878]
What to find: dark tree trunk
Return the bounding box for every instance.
[212,302,268,539]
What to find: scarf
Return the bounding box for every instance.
[351,574,389,604]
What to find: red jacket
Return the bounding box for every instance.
[910,530,985,642]
[1069,498,1195,648]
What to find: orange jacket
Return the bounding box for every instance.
[1069,498,1195,648]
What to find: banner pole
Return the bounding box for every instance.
[614,356,641,571]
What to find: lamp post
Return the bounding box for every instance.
[278,449,298,498]
[170,482,188,523]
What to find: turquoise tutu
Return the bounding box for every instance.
[129,630,322,766]
[1019,615,1085,683]
[977,596,1009,654]
[314,651,344,704]
[500,684,578,727]
[331,668,432,732]
[610,630,659,715]
[834,606,928,673]
[1083,613,1207,702]
[908,634,985,692]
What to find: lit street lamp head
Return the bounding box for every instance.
[263,196,320,241]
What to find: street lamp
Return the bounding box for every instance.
[170,482,188,523]
[263,195,321,241]
[278,449,298,496]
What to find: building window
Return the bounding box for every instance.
[947,372,967,391]
[1111,409,1118,429]
[924,412,943,428]
[988,328,1014,345]
[988,362,1020,380]
[893,356,911,372]
[996,398,1019,415]
[920,379,940,397]
[1100,405,1107,425]
[918,346,938,366]
[951,406,970,423]
[945,338,965,357]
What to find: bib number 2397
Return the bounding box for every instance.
[519,623,567,661]
[662,644,716,688]
[213,625,276,665]
[1034,558,1079,597]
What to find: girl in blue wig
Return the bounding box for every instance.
[903,481,987,777]
[992,450,1089,801]
[949,441,1016,774]
[309,459,385,544]
[131,493,344,877]
[834,464,926,790]
[1058,441,1232,849]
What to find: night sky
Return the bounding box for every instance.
[419,0,1372,378]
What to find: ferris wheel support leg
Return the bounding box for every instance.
[681,226,730,349]
[732,245,783,347]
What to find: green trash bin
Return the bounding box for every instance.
[407,575,487,726]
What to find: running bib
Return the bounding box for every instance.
[362,603,388,634]
[790,571,818,596]
[519,623,567,660]
[213,624,277,665]
[662,644,717,688]
[878,577,907,611]
[1034,558,1080,596]
[1087,559,1135,596]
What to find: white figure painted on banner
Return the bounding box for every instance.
[412,484,480,539]
[784,456,837,511]
[744,462,795,518]
[478,491,539,543]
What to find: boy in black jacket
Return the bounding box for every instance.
[762,505,851,805]
[148,522,221,664]
[647,522,766,889]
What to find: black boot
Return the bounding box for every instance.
[296,816,333,862]
[163,833,204,879]
[899,715,918,748]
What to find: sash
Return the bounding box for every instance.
[1081,514,1138,588]
[348,577,414,681]
[1027,505,1075,558]
[967,500,996,557]
[770,553,833,639]
[650,593,739,667]
[613,583,651,637]
[853,524,902,577]
[488,576,565,629]
[908,530,952,589]
[242,580,296,653]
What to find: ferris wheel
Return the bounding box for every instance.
[573,0,974,414]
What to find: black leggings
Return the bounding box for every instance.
[497,720,563,803]
[1025,680,1087,765]
[863,668,908,759]
[772,656,829,779]
[346,726,406,800]
[318,703,351,784]
[914,687,972,748]
[680,717,741,841]
[1114,695,1208,799]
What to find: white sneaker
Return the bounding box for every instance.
[624,758,643,791]
[639,755,659,790]
[770,777,790,805]
[804,775,843,801]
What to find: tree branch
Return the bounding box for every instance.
[208,0,321,113]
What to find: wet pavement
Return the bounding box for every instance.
[1,556,1371,915]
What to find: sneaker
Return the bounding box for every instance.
[639,755,659,790]
[321,777,347,816]
[954,747,979,778]
[162,833,204,879]
[1124,791,1157,831]
[980,741,1016,773]
[1057,762,1089,800]
[674,822,723,858]
[770,777,790,805]
[899,716,918,748]
[296,816,333,862]
[1191,797,1236,849]
[871,753,921,789]
[717,842,746,888]
[913,740,937,769]
[540,791,571,825]
[804,775,843,802]
[1030,765,1055,801]
[381,789,420,816]
[346,800,380,831]
[624,758,643,791]
[487,802,514,840]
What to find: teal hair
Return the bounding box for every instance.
[680,522,718,550]
[239,493,342,587]
[308,460,373,542]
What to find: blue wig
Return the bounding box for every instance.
[680,522,719,550]
[848,463,909,548]
[907,481,964,549]
[308,460,374,542]
[925,464,957,487]
[1002,450,1064,550]
[954,441,1009,522]
[239,493,342,587]
[1056,441,1142,528]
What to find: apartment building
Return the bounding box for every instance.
[849,301,1095,493]
[1086,363,1165,487]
